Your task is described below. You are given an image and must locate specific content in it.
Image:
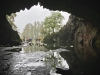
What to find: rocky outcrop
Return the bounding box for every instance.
[0,19,21,47]
[44,14,98,46]
[60,15,100,74]
[66,15,98,47]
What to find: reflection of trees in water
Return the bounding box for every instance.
[44,43,60,50]
[44,51,69,69]
[23,45,47,52]
[44,52,61,68]
[60,42,100,75]
[23,43,68,53]
[44,43,67,50]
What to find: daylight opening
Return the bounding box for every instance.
[6,2,70,45]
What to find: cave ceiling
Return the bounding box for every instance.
[0,0,100,27]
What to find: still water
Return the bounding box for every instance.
[0,44,69,75]
[0,43,100,75]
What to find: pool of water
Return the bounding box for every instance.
[0,45,69,75]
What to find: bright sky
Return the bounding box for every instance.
[14,3,70,33]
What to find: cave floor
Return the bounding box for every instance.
[0,45,68,75]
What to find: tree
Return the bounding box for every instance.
[6,13,17,31]
[43,11,65,34]
[33,21,42,40]
[21,21,44,42]
[21,23,34,39]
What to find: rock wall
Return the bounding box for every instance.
[66,15,98,46]
[0,18,21,47]
[60,15,100,74]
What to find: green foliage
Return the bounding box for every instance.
[43,24,71,44]
[21,21,45,41]
[22,23,34,39]
[43,11,64,34]
[6,13,17,29]
[43,32,59,43]
[21,12,65,43]
[44,52,62,68]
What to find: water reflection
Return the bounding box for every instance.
[44,43,68,50]
[0,45,69,75]
[59,42,100,75]
[46,42,100,75]
[23,45,48,52]
[22,45,70,75]
[44,50,69,68]
[1,42,99,75]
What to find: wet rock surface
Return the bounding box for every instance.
[0,46,69,75]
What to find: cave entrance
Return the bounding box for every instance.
[2,1,100,75]
[6,2,70,44]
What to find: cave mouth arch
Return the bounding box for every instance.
[1,2,69,44]
[0,0,100,47]
[6,2,70,34]
[0,1,100,75]
[1,0,100,25]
